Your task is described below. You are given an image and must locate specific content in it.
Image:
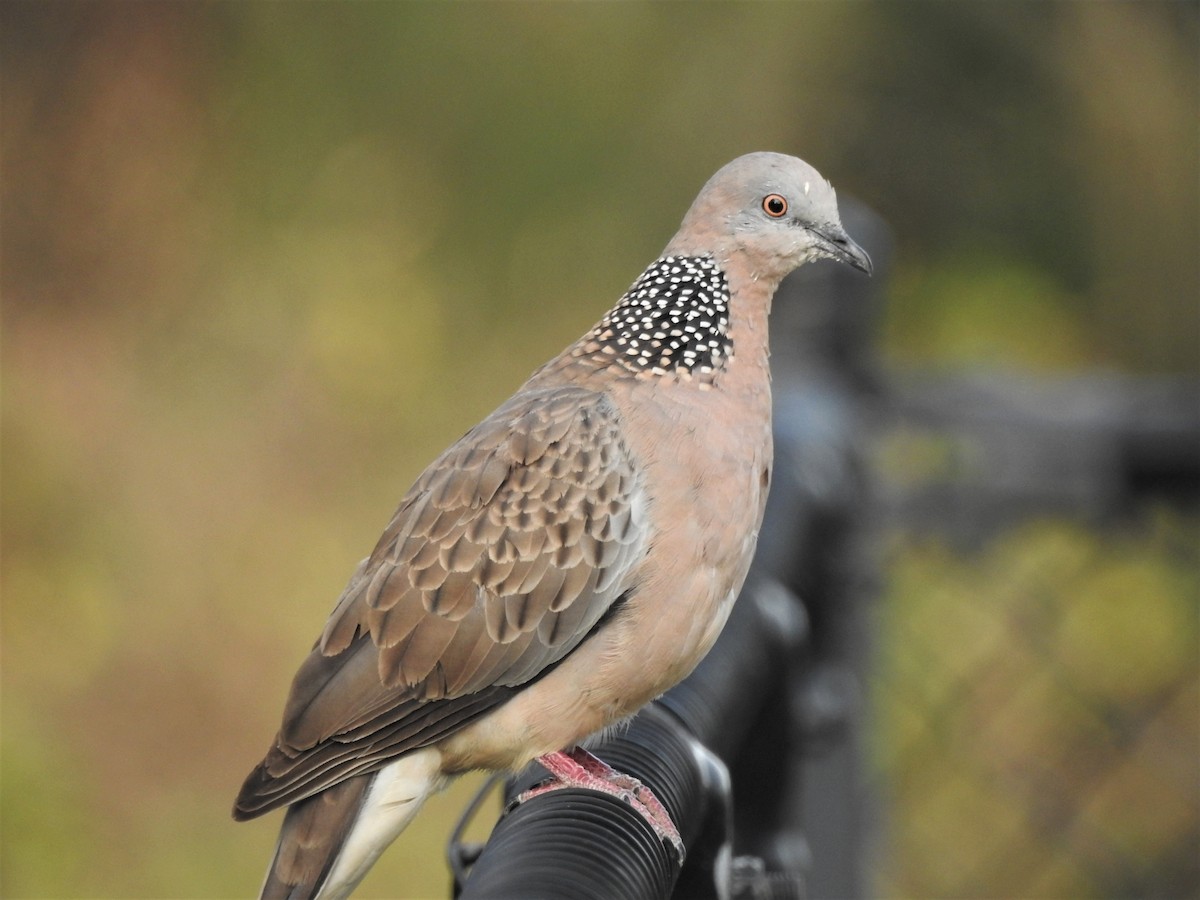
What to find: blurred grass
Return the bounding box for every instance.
[874,513,1199,898]
[1,2,1196,898]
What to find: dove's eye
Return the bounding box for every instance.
[762,194,788,218]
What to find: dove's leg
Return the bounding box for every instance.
[517,746,684,858]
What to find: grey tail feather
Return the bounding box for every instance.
[259,773,375,900]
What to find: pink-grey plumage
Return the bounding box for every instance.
[234,152,871,899]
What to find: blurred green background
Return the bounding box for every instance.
[2,2,1196,898]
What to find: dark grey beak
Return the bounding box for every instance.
[811,224,873,276]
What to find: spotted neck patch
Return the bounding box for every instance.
[578,255,733,378]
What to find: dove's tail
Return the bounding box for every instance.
[259,748,445,900]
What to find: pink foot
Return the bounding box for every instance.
[516,747,684,860]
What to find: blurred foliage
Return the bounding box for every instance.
[886,254,1098,371]
[1,2,1196,898]
[874,513,1199,898]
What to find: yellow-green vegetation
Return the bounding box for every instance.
[874,513,1199,899]
[885,257,1097,372]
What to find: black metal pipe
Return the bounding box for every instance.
[454,579,807,900]
[457,788,677,900]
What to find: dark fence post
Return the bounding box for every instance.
[449,200,891,900]
[736,200,891,899]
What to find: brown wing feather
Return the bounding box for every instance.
[259,773,374,898]
[234,386,647,819]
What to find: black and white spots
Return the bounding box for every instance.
[584,256,733,378]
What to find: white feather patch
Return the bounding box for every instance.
[317,748,446,900]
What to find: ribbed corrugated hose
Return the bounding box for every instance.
[451,577,808,899]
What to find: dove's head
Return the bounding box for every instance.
[666,151,872,281]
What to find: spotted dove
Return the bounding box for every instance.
[233,151,871,899]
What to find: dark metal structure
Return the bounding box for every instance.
[445,198,1199,898]
[448,200,890,900]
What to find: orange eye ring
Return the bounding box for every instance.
[762,194,788,217]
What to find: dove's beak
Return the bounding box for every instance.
[810,224,873,276]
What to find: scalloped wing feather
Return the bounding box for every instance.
[235,386,649,818]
